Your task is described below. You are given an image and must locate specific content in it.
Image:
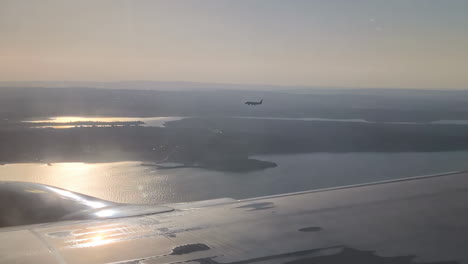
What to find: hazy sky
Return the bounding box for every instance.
[1,0,467,89]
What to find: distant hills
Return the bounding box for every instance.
[1,80,466,94]
[0,80,313,92]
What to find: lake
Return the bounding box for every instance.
[22,116,468,128]
[1,151,468,205]
[23,116,185,128]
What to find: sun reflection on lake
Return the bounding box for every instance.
[0,161,171,204]
[23,116,185,129]
[3,152,468,205]
[28,116,146,123]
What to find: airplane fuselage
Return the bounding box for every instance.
[245,99,263,106]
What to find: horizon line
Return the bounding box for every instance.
[0,80,466,91]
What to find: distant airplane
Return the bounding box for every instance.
[245,99,263,106]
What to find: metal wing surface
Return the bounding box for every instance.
[1,171,467,264]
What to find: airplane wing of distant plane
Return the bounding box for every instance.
[1,171,468,264]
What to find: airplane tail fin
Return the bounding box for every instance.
[260,99,263,104]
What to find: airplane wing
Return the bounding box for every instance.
[1,171,468,264]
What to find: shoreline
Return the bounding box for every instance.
[0,158,278,173]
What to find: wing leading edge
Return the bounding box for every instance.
[1,171,468,264]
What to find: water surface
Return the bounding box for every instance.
[23,116,468,128]
[24,116,184,128]
[1,151,468,204]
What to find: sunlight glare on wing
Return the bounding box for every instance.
[45,186,107,209]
